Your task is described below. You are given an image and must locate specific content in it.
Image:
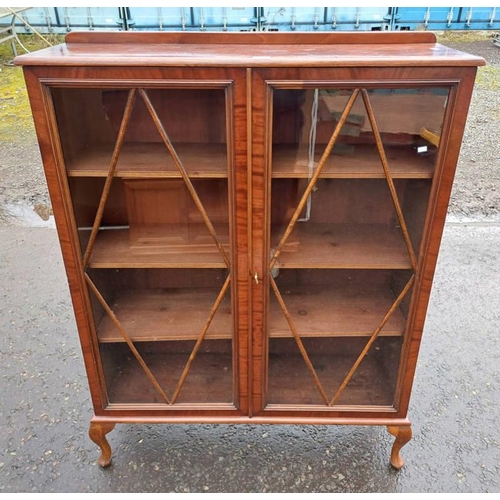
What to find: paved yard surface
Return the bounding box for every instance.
[1,223,499,492]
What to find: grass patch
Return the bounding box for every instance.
[0,62,34,142]
[0,33,64,64]
[434,30,500,91]
[476,65,500,91]
[0,35,64,143]
[436,30,495,43]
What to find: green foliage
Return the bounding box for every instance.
[476,65,500,92]
[0,35,63,142]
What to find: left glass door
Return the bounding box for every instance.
[50,85,235,406]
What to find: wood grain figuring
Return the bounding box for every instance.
[22,67,111,413]
[250,68,267,415]
[272,144,435,179]
[274,223,411,269]
[244,66,253,417]
[66,31,438,45]
[66,143,228,178]
[14,32,485,68]
[393,68,479,417]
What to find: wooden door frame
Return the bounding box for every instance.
[24,65,250,419]
[250,65,478,422]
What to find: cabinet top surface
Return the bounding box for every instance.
[15,31,485,68]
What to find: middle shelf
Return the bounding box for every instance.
[272,223,412,269]
[87,226,229,269]
[66,143,229,179]
[272,144,435,179]
[64,142,434,180]
[85,223,412,269]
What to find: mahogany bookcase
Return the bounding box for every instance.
[16,31,484,468]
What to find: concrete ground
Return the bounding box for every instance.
[1,218,499,493]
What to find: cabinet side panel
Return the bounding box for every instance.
[396,67,479,415]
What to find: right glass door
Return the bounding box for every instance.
[267,86,450,407]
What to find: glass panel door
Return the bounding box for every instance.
[267,85,449,407]
[51,85,234,406]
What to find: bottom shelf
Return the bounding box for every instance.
[99,337,402,408]
[100,340,233,405]
[267,336,402,407]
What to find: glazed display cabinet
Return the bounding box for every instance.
[16,31,484,468]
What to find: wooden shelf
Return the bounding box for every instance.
[67,142,434,180]
[67,143,228,178]
[272,144,434,179]
[88,224,410,269]
[269,284,406,337]
[88,228,229,269]
[274,223,412,269]
[97,288,232,342]
[96,281,405,343]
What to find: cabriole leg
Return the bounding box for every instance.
[89,421,116,467]
[387,425,412,469]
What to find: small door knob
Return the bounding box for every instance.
[253,271,259,284]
